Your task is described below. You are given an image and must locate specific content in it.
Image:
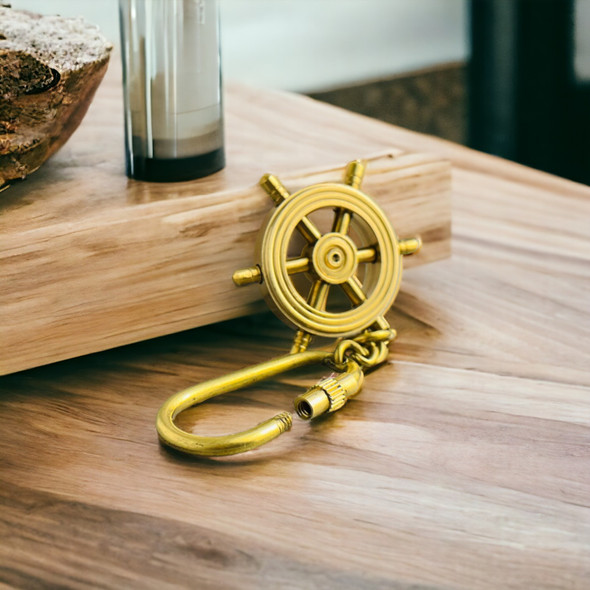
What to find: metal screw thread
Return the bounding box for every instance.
[318,377,347,412]
[274,412,293,433]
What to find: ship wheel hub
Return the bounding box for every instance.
[312,232,358,284]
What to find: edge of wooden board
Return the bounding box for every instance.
[1,150,451,374]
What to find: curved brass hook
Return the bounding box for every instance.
[156,350,329,456]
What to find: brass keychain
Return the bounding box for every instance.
[156,160,421,456]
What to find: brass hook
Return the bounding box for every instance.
[156,350,327,456]
[156,351,368,457]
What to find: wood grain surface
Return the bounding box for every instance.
[1,64,589,589]
[0,61,450,375]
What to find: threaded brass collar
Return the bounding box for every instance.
[317,377,347,412]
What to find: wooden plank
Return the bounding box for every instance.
[0,62,451,375]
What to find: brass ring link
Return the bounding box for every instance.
[329,328,396,371]
[330,339,371,370]
[353,329,396,345]
[329,340,375,370]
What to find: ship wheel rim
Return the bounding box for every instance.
[259,183,403,338]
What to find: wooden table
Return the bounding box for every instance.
[1,78,589,588]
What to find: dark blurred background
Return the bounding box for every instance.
[11,0,590,185]
[310,0,589,185]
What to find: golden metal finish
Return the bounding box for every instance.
[294,360,364,420]
[399,237,423,256]
[231,265,262,286]
[157,160,421,457]
[156,350,328,456]
[255,176,401,338]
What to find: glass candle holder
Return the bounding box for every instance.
[119,0,224,182]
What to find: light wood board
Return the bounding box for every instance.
[0,62,450,375]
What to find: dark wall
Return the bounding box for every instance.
[469,0,589,184]
[311,0,588,185]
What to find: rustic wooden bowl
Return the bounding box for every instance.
[0,7,112,187]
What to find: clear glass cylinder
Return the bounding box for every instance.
[119,0,224,182]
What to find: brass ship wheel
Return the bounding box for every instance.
[233,160,421,352]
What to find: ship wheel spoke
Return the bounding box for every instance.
[356,246,377,264]
[341,275,367,308]
[296,216,322,244]
[332,208,352,235]
[260,173,321,244]
[285,257,310,275]
[307,279,330,311]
